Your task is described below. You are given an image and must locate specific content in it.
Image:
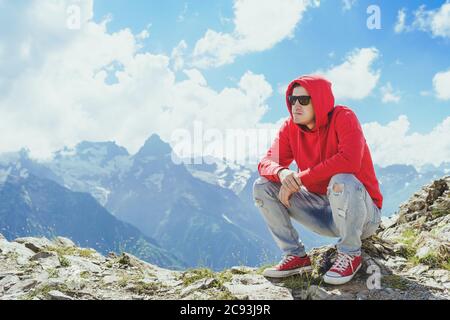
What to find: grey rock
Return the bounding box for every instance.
[0,275,20,293]
[65,256,102,273]
[6,279,37,294]
[180,278,219,297]
[30,251,57,261]
[407,264,430,276]
[52,237,75,248]
[48,290,73,300]
[14,237,53,253]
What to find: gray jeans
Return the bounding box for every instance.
[253,174,382,256]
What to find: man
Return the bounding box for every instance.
[253,75,383,285]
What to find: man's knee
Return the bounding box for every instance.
[253,177,279,207]
[327,174,362,196]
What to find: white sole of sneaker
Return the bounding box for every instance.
[322,264,362,285]
[263,266,312,278]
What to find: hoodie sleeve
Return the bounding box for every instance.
[299,109,365,184]
[257,119,294,183]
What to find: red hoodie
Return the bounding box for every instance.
[258,75,383,209]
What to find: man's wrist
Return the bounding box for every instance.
[278,168,290,182]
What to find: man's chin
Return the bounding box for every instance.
[293,118,305,125]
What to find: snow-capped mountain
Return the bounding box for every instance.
[48,141,132,207]
[183,156,253,194]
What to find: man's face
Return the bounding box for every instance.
[291,86,315,129]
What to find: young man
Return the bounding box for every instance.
[253,75,383,285]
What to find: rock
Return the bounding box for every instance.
[47,290,73,300]
[103,275,120,285]
[65,256,102,273]
[225,275,293,300]
[6,279,37,294]
[307,285,332,300]
[407,264,430,276]
[0,233,5,240]
[30,251,57,261]
[14,237,53,253]
[52,237,75,247]
[29,251,60,269]
[0,239,34,265]
[180,278,219,297]
[0,275,20,293]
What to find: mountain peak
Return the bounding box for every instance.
[134,134,172,158]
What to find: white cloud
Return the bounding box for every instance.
[380,82,401,103]
[192,0,316,68]
[342,0,357,11]
[0,0,274,160]
[171,40,188,71]
[363,116,450,168]
[315,47,381,101]
[394,8,407,33]
[396,2,450,38]
[433,69,450,100]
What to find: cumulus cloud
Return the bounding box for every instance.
[192,0,317,68]
[315,47,381,101]
[395,2,450,38]
[433,69,450,100]
[0,0,274,161]
[363,116,450,168]
[394,8,407,33]
[380,82,401,103]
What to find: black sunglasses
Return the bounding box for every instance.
[288,95,311,106]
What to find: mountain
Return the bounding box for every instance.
[42,135,280,270]
[183,156,253,194]
[1,175,448,300]
[105,135,279,269]
[49,141,132,206]
[0,169,184,270]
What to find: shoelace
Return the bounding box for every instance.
[331,253,354,273]
[278,255,296,267]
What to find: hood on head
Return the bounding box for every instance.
[285,75,335,133]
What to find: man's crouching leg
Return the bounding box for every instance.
[253,177,311,278]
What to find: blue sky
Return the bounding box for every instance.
[0,0,449,168]
[93,0,450,133]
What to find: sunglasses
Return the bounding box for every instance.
[288,95,311,106]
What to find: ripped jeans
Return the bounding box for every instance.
[253,174,382,256]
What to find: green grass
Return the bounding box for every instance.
[23,283,70,300]
[178,268,234,291]
[47,268,59,278]
[46,246,94,258]
[179,268,216,286]
[382,274,409,291]
[59,255,71,267]
[430,209,449,219]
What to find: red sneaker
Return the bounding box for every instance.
[323,252,362,285]
[263,255,312,278]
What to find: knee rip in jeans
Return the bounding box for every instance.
[328,183,347,219]
[332,183,344,195]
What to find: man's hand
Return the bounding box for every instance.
[278,169,302,193]
[278,185,294,208]
[277,169,302,208]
